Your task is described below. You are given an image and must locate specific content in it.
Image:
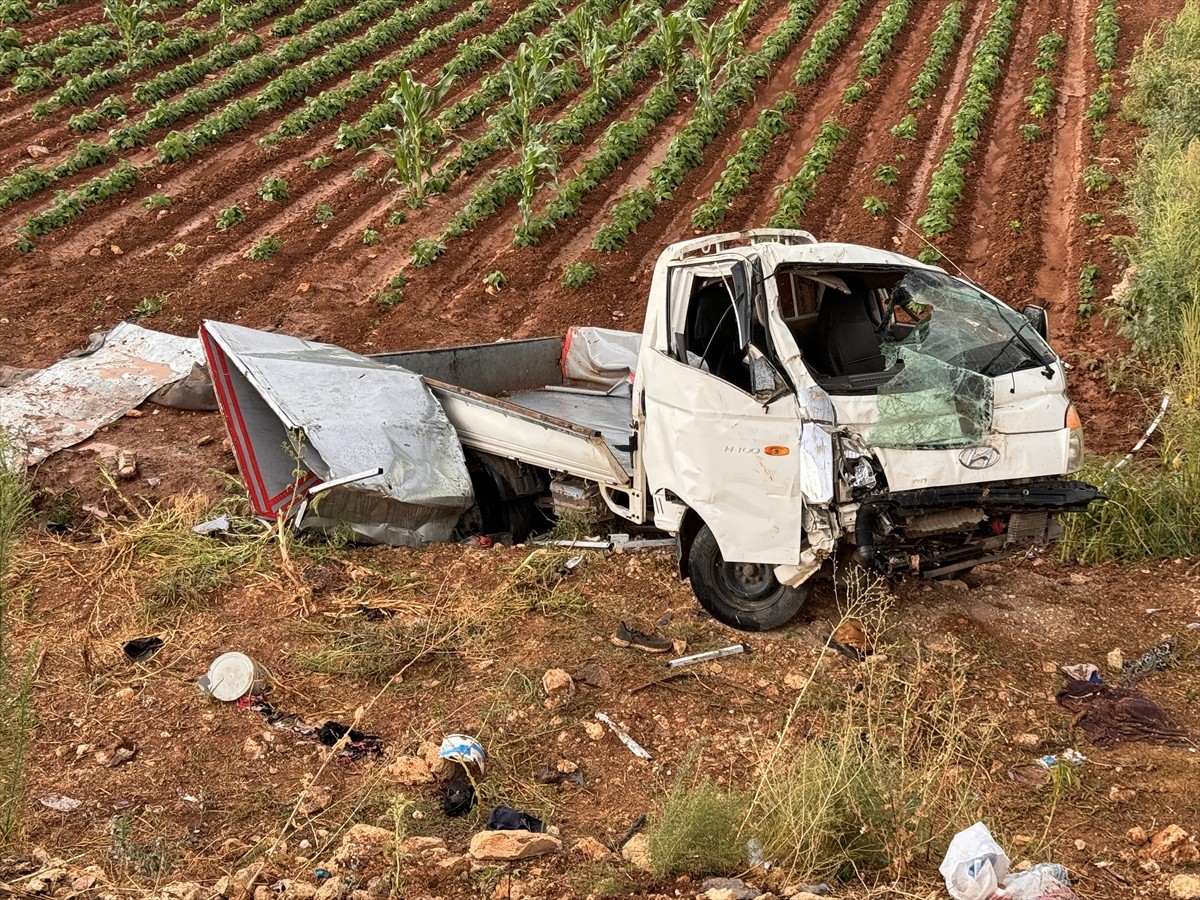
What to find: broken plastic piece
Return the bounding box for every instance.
[38,794,82,813]
[667,643,749,668]
[594,712,652,760]
[192,515,231,535]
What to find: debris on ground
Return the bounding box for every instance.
[941,823,1079,899]
[1056,676,1194,747]
[122,636,163,662]
[610,621,671,653]
[1120,638,1176,686]
[486,806,544,832]
[667,642,750,668]
[594,712,652,759]
[199,651,269,701]
[0,323,203,465]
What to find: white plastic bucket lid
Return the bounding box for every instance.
[205,652,258,701]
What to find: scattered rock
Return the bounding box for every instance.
[89,248,102,257]
[1013,733,1040,748]
[1127,826,1149,846]
[212,866,258,899]
[469,829,561,861]
[385,755,433,785]
[296,785,333,818]
[1074,839,1087,851]
[435,855,470,877]
[490,876,525,900]
[583,721,605,741]
[314,875,348,900]
[416,741,456,779]
[700,877,761,899]
[1148,825,1200,864]
[1068,572,1089,585]
[72,874,98,891]
[95,739,137,768]
[783,672,807,690]
[1171,874,1200,899]
[1109,785,1136,804]
[620,833,652,872]
[243,737,267,761]
[399,836,444,855]
[573,837,613,861]
[27,145,50,158]
[1106,649,1123,672]
[110,245,123,256]
[159,882,202,900]
[324,824,397,882]
[541,668,574,708]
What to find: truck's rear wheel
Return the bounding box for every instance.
[688,524,810,632]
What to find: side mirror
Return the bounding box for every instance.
[1022,305,1049,342]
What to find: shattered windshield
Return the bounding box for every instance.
[882,269,1054,378]
[870,269,1053,450]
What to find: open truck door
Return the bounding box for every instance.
[638,254,823,631]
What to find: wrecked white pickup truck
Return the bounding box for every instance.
[203,228,1101,631]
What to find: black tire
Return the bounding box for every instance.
[687,524,811,631]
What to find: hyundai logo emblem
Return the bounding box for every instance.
[959,446,1000,469]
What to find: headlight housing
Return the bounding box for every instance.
[1065,403,1084,473]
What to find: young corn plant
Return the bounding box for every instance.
[101,0,155,59]
[500,40,566,229]
[372,70,456,208]
[654,8,691,88]
[690,3,748,109]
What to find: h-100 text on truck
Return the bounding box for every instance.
[203,229,1103,631]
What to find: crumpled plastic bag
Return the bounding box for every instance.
[940,822,1010,900]
[1001,863,1078,899]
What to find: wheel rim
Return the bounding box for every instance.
[712,555,780,611]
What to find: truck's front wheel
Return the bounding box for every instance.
[688,524,810,631]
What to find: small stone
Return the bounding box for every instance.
[1012,835,1032,846]
[325,824,397,882]
[1149,825,1200,864]
[399,836,444,854]
[700,877,760,900]
[468,829,561,861]
[584,721,605,740]
[1110,786,1136,804]
[110,245,123,255]
[160,882,202,900]
[490,877,525,900]
[1014,733,1040,748]
[1068,572,1088,584]
[296,785,333,817]
[1107,649,1123,672]
[1074,839,1087,851]
[243,737,266,760]
[27,145,50,158]
[783,672,806,690]
[117,450,138,480]
[89,248,102,257]
[573,837,612,861]
[435,855,470,876]
[671,639,688,655]
[298,283,311,293]
[72,875,97,891]
[1127,826,1149,846]
[541,668,574,708]
[385,755,433,785]
[620,833,652,872]
[314,876,348,900]
[1170,874,1200,899]
[27,879,48,894]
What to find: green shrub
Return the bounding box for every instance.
[245,236,282,260]
[561,260,596,288]
[215,205,245,229]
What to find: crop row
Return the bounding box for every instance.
[916,0,1020,237]
[333,0,567,147]
[440,0,670,183]
[15,160,141,251]
[0,23,108,78]
[156,0,458,161]
[794,0,869,85]
[1024,31,1064,119]
[593,0,822,252]
[905,0,962,108]
[0,0,421,207]
[42,28,210,109]
[842,0,916,103]
[276,0,489,136]
[767,117,848,226]
[433,0,710,248]
[128,34,262,105]
[690,93,795,230]
[1093,0,1117,71]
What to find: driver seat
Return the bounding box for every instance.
[811,278,887,376]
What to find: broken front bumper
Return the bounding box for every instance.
[854,478,1104,578]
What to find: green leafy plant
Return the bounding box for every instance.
[313,203,334,223]
[245,236,282,260]
[1082,163,1113,194]
[409,237,444,267]
[142,192,172,210]
[890,114,917,139]
[1008,219,1022,232]
[258,176,289,201]
[387,209,407,225]
[906,0,963,108]
[874,164,899,186]
[215,205,245,230]
[372,69,456,207]
[362,228,382,246]
[1080,212,1103,227]
[132,292,167,317]
[353,165,370,181]
[917,246,942,264]
[863,195,886,216]
[562,260,596,288]
[483,269,506,291]
[306,154,332,169]
[376,273,406,308]
[1020,123,1043,142]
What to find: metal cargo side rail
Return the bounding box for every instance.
[424,380,633,488]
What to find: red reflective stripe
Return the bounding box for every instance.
[202,329,271,515]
